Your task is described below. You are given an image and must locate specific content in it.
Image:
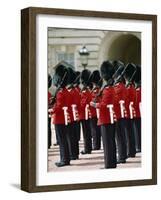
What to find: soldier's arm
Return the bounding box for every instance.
[96,90,110,109]
[80,92,88,108]
[52,90,64,113]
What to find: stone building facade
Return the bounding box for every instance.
[48,28,141,75]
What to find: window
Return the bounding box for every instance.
[56,52,75,68]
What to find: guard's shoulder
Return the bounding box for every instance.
[102,87,108,93]
[93,88,99,93]
[136,87,141,91]
[114,82,120,87]
[57,88,64,95]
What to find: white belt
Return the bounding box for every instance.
[71,104,77,121]
[119,100,125,118]
[62,107,69,125]
[107,104,114,124]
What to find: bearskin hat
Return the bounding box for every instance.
[73,71,81,85]
[48,74,52,88]
[80,69,91,86]
[89,70,103,87]
[123,63,136,82]
[53,64,68,87]
[90,70,101,83]
[112,60,125,83]
[133,64,141,84]
[112,60,124,72]
[100,60,115,82]
[67,67,76,85]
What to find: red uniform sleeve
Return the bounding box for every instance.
[96,89,111,109]
[135,87,141,118]
[48,92,51,105]
[80,91,90,108]
[128,85,136,118]
[52,90,64,114]
[96,87,115,125]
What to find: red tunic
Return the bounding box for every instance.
[96,86,115,126]
[51,88,71,125]
[48,91,52,117]
[74,86,81,117]
[48,91,51,105]
[135,87,141,118]
[113,82,127,119]
[125,84,136,119]
[79,88,91,120]
[75,86,81,93]
[89,87,101,118]
[67,87,80,122]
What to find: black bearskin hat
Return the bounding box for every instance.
[73,71,81,85]
[48,74,52,88]
[80,69,91,86]
[100,60,115,82]
[90,70,101,84]
[89,70,103,87]
[53,64,68,87]
[112,60,125,82]
[112,60,124,72]
[133,65,141,84]
[67,67,76,85]
[123,63,136,82]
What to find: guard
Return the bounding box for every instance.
[133,65,141,152]
[113,61,127,163]
[66,67,80,160]
[48,74,52,149]
[89,70,102,150]
[80,69,92,154]
[51,64,71,167]
[91,61,117,169]
[73,71,81,141]
[123,63,137,158]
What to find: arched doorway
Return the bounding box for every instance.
[99,32,141,65]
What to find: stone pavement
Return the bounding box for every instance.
[48,139,141,172]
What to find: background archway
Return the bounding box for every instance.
[107,34,141,65]
[99,32,141,66]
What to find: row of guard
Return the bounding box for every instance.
[48,60,141,168]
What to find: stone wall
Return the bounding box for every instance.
[48,28,141,75]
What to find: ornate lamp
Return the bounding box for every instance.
[79,46,90,69]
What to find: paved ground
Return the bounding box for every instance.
[48,139,141,172]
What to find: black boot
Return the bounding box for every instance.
[55,161,70,167]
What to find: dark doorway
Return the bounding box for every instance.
[108,34,141,65]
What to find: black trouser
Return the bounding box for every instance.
[115,119,127,161]
[67,122,79,159]
[55,130,59,145]
[124,118,136,157]
[101,123,117,168]
[55,124,70,163]
[81,119,92,153]
[90,117,101,150]
[134,118,141,152]
[48,117,51,149]
[75,121,81,141]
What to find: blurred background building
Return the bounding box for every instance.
[48,28,141,75]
